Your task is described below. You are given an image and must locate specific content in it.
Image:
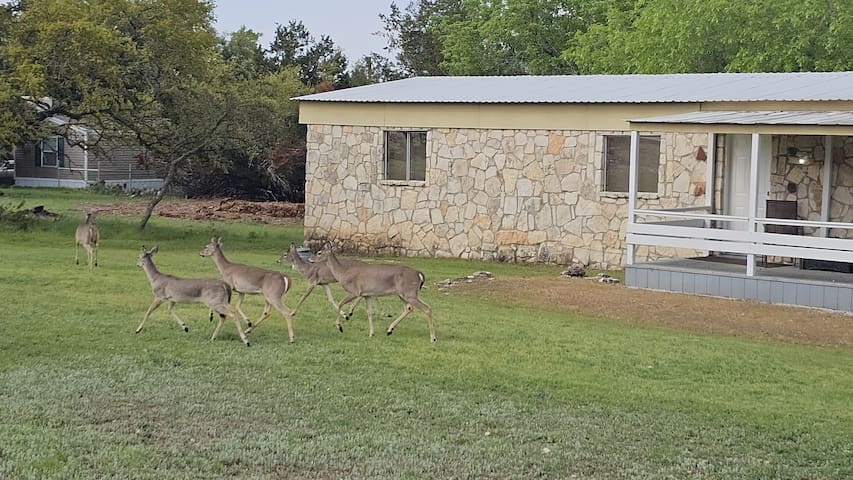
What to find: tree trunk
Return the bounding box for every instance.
[138,158,180,230]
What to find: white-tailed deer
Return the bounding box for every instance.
[279,242,371,319]
[200,237,295,342]
[136,246,250,346]
[315,242,435,341]
[75,211,100,269]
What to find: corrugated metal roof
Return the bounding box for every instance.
[630,110,853,126]
[294,72,853,104]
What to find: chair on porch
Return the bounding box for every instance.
[763,199,802,267]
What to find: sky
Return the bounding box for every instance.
[212,0,395,62]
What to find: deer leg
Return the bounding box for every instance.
[75,242,80,265]
[321,284,347,318]
[409,298,435,342]
[137,298,165,333]
[344,296,363,320]
[232,314,250,347]
[166,302,189,332]
[233,292,252,327]
[213,304,250,346]
[93,244,98,267]
[268,298,295,343]
[255,303,272,327]
[334,293,360,333]
[211,314,225,341]
[387,297,434,341]
[365,297,375,337]
[386,304,414,337]
[245,302,272,334]
[291,283,317,318]
[208,309,214,322]
[83,244,90,269]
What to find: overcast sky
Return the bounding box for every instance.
[212,0,395,62]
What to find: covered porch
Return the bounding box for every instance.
[624,111,853,311]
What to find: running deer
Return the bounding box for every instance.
[315,242,435,341]
[200,237,295,342]
[278,242,370,319]
[75,211,100,269]
[135,246,250,346]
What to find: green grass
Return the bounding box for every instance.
[1,187,852,479]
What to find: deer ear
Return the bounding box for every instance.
[140,245,147,254]
[149,246,159,256]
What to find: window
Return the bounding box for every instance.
[603,135,660,193]
[40,136,65,167]
[385,131,426,181]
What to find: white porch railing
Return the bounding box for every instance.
[628,208,853,269]
[626,131,853,276]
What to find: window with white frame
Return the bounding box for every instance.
[603,135,660,193]
[40,136,65,167]
[384,131,426,181]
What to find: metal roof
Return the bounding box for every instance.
[630,110,853,126]
[295,72,853,104]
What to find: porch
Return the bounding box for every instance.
[625,256,853,312]
[623,113,853,312]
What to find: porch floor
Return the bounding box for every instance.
[625,255,853,313]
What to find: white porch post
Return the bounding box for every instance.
[746,133,760,276]
[82,131,89,184]
[820,135,833,237]
[705,133,716,227]
[626,131,640,265]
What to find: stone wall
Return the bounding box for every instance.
[769,135,853,237]
[304,125,709,268]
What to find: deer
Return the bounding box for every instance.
[135,246,250,346]
[279,242,373,319]
[200,237,295,342]
[314,242,435,342]
[75,211,100,269]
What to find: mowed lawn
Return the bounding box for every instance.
[1,188,852,479]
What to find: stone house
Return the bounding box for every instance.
[296,72,853,279]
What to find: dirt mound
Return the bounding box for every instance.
[92,198,304,224]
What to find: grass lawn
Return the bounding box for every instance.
[1,187,852,479]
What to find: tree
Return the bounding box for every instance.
[379,0,462,76]
[7,0,240,229]
[570,0,853,74]
[176,67,311,201]
[220,26,268,80]
[266,20,350,88]
[349,53,404,86]
[438,0,594,75]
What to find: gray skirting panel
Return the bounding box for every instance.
[625,263,853,313]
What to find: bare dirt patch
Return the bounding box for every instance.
[448,276,853,349]
[91,198,304,224]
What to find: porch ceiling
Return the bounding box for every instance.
[629,110,853,135]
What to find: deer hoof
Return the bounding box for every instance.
[246,342,251,347]
[386,330,393,336]
[183,326,189,333]
[135,329,141,334]
[247,321,253,328]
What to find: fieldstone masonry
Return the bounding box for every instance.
[769,135,853,237]
[304,126,853,268]
[304,125,708,268]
